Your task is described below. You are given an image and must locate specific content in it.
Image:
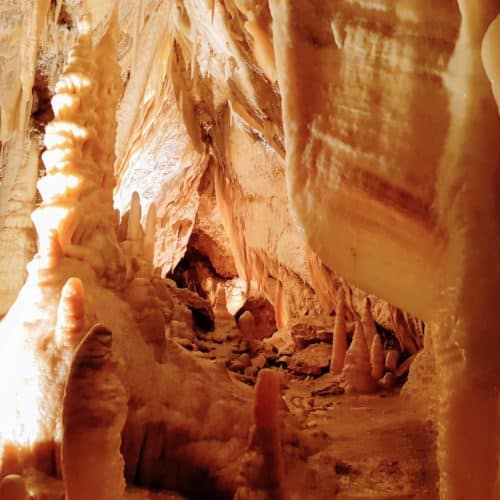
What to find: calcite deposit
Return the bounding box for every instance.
[0,1,498,499]
[0,16,335,500]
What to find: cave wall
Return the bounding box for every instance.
[0,2,426,383]
[110,0,426,350]
[0,0,429,386]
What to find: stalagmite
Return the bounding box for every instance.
[342,320,376,394]
[237,368,287,500]
[370,334,385,382]
[385,350,399,373]
[62,325,127,500]
[0,474,28,500]
[31,13,128,287]
[127,192,142,242]
[330,288,347,375]
[361,298,377,351]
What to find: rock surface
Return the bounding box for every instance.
[288,343,331,377]
[0,1,498,499]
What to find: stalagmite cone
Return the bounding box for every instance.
[127,192,142,241]
[370,334,385,381]
[62,324,127,500]
[56,278,86,349]
[361,297,377,349]
[254,368,281,429]
[0,474,28,500]
[249,368,286,500]
[330,287,347,374]
[342,320,376,393]
[27,9,128,287]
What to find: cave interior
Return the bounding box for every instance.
[0,1,498,499]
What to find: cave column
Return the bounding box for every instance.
[433,3,500,498]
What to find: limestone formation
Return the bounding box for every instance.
[330,288,347,375]
[0,1,498,499]
[385,350,400,373]
[62,325,127,500]
[361,298,377,350]
[238,310,257,340]
[370,334,385,382]
[0,15,335,499]
[271,1,499,496]
[0,474,28,500]
[236,369,286,500]
[342,320,376,394]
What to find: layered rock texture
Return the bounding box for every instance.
[0,0,498,499]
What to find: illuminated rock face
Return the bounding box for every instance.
[0,1,498,499]
[0,18,335,499]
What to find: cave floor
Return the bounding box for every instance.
[282,376,438,499]
[25,382,439,500]
[26,318,438,499]
[188,318,439,499]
